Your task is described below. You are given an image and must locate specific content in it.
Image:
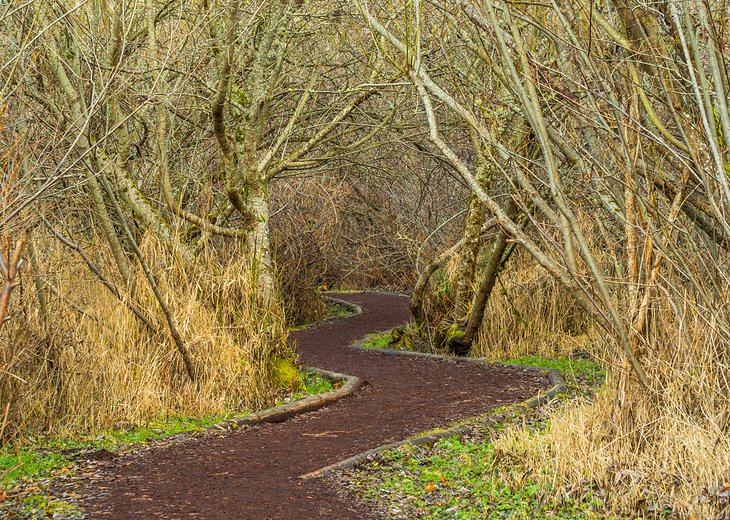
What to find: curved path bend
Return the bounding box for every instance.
[83,292,547,519]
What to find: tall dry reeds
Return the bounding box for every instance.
[473,230,730,516]
[0,232,288,440]
[493,291,730,517]
[470,252,591,360]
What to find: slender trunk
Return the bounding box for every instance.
[454,133,494,319]
[98,176,197,383]
[245,175,275,300]
[453,199,518,354]
[453,193,487,320]
[0,234,26,332]
[411,238,467,326]
[45,34,131,283]
[42,217,158,335]
[26,228,48,323]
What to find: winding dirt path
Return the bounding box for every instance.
[82,292,547,519]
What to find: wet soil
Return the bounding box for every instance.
[82,292,547,519]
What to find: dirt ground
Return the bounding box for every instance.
[81,292,547,519]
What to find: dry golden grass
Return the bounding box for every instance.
[469,253,593,360]
[446,253,594,359]
[0,232,288,440]
[482,262,730,518]
[410,251,594,354]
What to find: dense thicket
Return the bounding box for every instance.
[359,1,730,515]
[2,0,729,516]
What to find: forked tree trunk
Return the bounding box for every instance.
[453,136,492,320]
[410,238,467,326]
[451,199,518,355]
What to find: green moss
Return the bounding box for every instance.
[445,322,464,341]
[271,356,304,391]
[1,449,68,488]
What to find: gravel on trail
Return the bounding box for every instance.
[82,292,547,519]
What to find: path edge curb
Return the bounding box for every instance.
[299,370,566,480]
[200,295,564,476]
[203,297,365,433]
[205,368,363,433]
[299,301,567,480]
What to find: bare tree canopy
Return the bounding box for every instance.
[1,0,729,517]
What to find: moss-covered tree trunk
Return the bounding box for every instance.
[453,136,493,321]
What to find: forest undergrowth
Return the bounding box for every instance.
[0,233,293,441]
[378,255,730,518]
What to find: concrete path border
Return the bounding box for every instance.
[193,293,565,481]
[297,296,567,480]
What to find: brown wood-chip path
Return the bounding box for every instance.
[82,292,547,519]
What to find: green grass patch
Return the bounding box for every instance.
[344,354,609,519]
[359,330,395,350]
[359,332,606,388]
[325,299,355,319]
[280,372,334,404]
[303,372,334,395]
[501,355,605,386]
[290,298,357,331]
[349,435,611,519]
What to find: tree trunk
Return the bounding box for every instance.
[0,234,26,332]
[411,237,467,326]
[452,199,518,355]
[245,175,276,300]
[453,133,492,320]
[453,193,487,320]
